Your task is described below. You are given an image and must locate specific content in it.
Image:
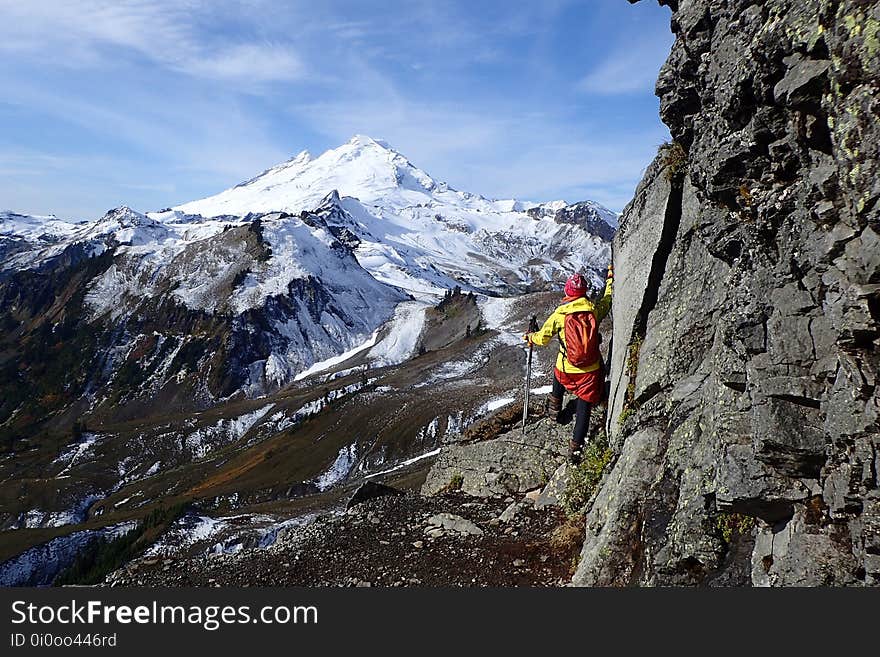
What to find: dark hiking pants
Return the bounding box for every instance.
[552,375,590,447]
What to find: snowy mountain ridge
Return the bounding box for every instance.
[1,136,615,399]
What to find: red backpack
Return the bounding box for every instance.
[561,311,600,368]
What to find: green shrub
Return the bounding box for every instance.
[561,431,614,517]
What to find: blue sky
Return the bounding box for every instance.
[0,0,673,219]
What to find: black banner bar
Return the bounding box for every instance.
[0,587,870,655]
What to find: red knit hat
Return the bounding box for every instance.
[564,273,588,298]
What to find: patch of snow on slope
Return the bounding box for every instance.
[16,492,104,529]
[365,448,441,479]
[479,295,517,331]
[115,458,163,491]
[254,515,316,549]
[210,514,318,554]
[146,510,320,557]
[429,357,481,381]
[478,296,529,347]
[54,432,102,476]
[286,380,373,427]
[445,411,465,437]
[486,397,515,411]
[184,404,274,459]
[367,301,428,367]
[226,218,318,313]
[0,521,137,586]
[421,334,513,385]
[262,410,296,434]
[145,514,230,556]
[314,444,358,491]
[414,417,440,446]
[294,330,379,381]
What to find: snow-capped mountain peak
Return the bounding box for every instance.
[172,136,622,239]
[176,134,444,218]
[94,206,153,229]
[292,149,313,164]
[167,134,617,300]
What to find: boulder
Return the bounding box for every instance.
[421,418,567,497]
[534,464,569,509]
[345,481,403,510]
[425,513,483,536]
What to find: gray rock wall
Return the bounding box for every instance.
[576,0,879,586]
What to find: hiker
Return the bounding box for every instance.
[524,265,613,464]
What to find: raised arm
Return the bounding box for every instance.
[526,312,560,347]
[593,264,613,321]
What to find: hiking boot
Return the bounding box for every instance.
[546,394,563,422]
[568,440,583,466]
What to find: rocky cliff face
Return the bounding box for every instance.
[575,0,879,586]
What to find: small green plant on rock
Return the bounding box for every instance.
[439,472,463,494]
[617,335,643,427]
[660,141,687,181]
[713,512,756,545]
[626,335,642,375]
[617,406,636,427]
[560,431,614,518]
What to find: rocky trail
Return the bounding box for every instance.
[104,491,579,588]
[102,413,593,588]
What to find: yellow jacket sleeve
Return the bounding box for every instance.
[530,311,561,346]
[593,276,613,322]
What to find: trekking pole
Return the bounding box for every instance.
[522,315,539,432]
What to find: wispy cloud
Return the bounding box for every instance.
[0,75,290,180]
[174,43,305,83]
[0,0,305,85]
[577,34,673,95]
